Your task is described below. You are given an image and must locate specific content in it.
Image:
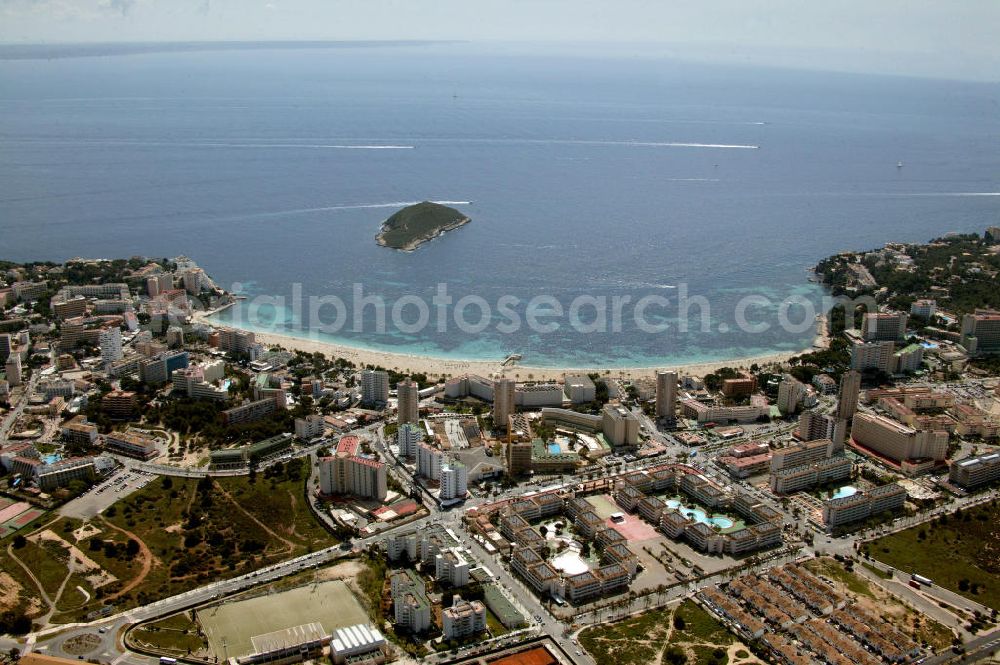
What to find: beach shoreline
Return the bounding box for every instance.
[197,310,827,381]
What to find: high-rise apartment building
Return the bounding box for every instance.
[360,369,389,405]
[440,461,468,500]
[99,326,123,365]
[861,312,908,342]
[655,370,677,421]
[492,377,515,425]
[397,378,419,425]
[836,370,861,420]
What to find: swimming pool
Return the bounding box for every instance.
[547,443,561,455]
[42,454,62,465]
[664,498,735,529]
[831,485,858,499]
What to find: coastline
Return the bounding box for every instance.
[198,309,825,381]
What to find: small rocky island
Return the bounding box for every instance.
[376,201,471,251]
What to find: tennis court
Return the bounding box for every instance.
[584,494,619,519]
[0,501,30,523]
[3,507,44,529]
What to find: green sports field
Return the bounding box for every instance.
[197,580,368,659]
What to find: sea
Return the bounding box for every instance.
[1,42,998,368]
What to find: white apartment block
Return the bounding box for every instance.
[396,422,422,458]
[294,414,325,440]
[390,570,431,634]
[849,338,896,372]
[770,438,838,472]
[770,455,852,494]
[99,326,123,365]
[440,461,468,500]
[851,412,948,464]
[861,312,907,341]
[441,595,486,640]
[361,369,389,404]
[777,374,806,415]
[434,547,471,587]
[416,442,442,480]
[822,484,906,527]
[564,374,596,403]
[949,453,1000,490]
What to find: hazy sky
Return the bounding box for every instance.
[2,0,999,80]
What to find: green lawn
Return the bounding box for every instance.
[20,540,69,597]
[130,612,206,656]
[485,609,509,637]
[863,500,1000,610]
[54,572,97,613]
[148,612,199,631]
[690,644,729,665]
[673,600,733,645]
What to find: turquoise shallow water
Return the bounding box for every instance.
[2,43,998,367]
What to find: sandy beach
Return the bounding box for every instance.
[223,325,826,383]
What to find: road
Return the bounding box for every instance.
[0,370,41,445]
[6,413,998,665]
[922,628,1000,664]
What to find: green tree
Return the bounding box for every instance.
[664,646,687,665]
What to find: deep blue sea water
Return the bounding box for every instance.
[1,43,998,367]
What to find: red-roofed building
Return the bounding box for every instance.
[337,435,360,456]
[319,435,386,502]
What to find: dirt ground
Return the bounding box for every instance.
[315,560,366,582]
[71,523,102,542]
[0,572,23,612]
[35,529,117,588]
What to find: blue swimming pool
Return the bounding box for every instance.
[831,485,858,499]
[42,454,62,465]
[664,498,735,529]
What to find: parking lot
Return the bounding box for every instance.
[59,466,156,519]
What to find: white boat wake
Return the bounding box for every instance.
[233,200,473,221]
